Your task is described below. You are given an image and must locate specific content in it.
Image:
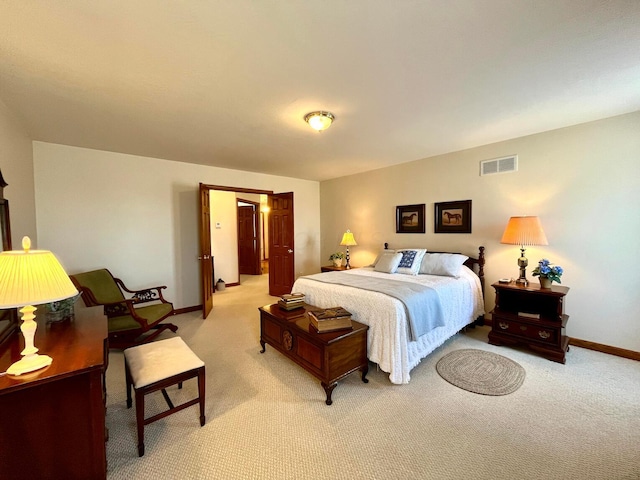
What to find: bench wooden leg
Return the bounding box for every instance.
[125,363,133,409]
[198,366,206,426]
[135,390,145,457]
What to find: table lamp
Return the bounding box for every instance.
[0,236,78,375]
[339,229,358,269]
[500,216,548,285]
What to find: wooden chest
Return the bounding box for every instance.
[259,303,369,405]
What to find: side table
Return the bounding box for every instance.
[320,265,355,272]
[488,281,570,363]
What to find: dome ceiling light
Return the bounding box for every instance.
[304,111,335,131]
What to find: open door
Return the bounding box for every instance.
[268,192,295,296]
[198,183,214,318]
[237,201,261,275]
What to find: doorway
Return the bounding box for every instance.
[198,184,295,318]
[237,198,261,276]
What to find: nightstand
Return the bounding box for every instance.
[488,281,570,363]
[320,265,354,272]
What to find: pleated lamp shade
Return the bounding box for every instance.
[500,216,548,246]
[0,237,77,308]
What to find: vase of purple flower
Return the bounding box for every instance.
[532,258,563,288]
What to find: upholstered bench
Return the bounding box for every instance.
[124,336,206,456]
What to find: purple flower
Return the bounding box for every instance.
[532,258,564,284]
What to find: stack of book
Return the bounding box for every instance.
[278,293,305,311]
[308,307,353,333]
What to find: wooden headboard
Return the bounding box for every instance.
[384,243,485,291]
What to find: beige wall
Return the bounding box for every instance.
[33,142,320,309]
[320,112,640,352]
[210,191,264,285]
[0,98,37,246]
[210,190,239,284]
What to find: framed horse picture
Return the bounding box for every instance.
[434,200,472,233]
[396,204,425,233]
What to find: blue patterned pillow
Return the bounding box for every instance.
[398,250,417,268]
[396,249,427,275]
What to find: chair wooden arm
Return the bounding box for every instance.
[103,299,151,329]
[114,278,169,304]
[77,286,150,329]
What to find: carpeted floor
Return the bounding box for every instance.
[104,274,640,479]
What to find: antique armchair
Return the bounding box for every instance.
[70,268,178,349]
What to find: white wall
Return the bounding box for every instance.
[210,190,239,284]
[0,98,37,246]
[320,112,640,352]
[33,142,320,309]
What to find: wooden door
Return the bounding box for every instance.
[268,192,295,296]
[237,203,261,275]
[198,183,214,318]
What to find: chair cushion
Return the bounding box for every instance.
[124,337,204,388]
[109,303,174,333]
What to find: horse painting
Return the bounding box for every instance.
[397,204,426,233]
[443,211,462,225]
[402,213,418,225]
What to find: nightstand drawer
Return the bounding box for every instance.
[493,317,560,346]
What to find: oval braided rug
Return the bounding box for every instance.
[436,349,525,395]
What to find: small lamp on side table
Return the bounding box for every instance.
[0,236,78,375]
[500,216,548,286]
[339,230,358,269]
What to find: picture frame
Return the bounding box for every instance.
[0,198,11,252]
[434,200,472,233]
[396,204,425,234]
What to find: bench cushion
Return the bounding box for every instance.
[124,337,204,388]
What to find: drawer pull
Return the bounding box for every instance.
[499,322,509,330]
[283,330,293,351]
[538,330,551,339]
[520,325,527,331]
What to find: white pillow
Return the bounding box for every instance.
[396,248,427,275]
[374,252,403,273]
[419,253,469,277]
[370,249,395,267]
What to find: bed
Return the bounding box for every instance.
[292,245,485,384]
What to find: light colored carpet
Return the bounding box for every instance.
[105,274,640,479]
[436,348,526,395]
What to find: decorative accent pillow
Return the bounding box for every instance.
[419,253,469,278]
[370,249,395,267]
[374,252,403,273]
[396,249,427,275]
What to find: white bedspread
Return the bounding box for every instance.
[292,266,485,384]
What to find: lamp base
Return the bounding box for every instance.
[516,248,529,286]
[6,353,53,376]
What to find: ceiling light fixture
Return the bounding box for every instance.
[304,111,335,131]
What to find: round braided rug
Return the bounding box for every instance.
[436,349,525,395]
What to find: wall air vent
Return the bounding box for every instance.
[480,155,518,176]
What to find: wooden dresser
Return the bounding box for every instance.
[0,305,108,480]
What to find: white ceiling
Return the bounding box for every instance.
[1,1,639,181]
